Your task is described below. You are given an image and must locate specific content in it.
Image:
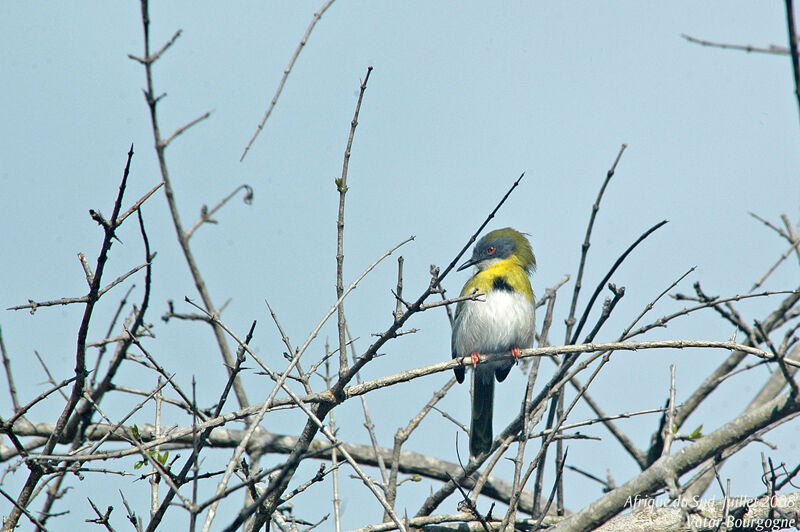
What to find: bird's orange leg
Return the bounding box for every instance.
[471,352,481,368]
[511,346,521,364]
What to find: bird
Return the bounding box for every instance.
[451,227,536,457]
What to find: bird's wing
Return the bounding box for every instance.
[451,276,487,383]
[451,299,465,383]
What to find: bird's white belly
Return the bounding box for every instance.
[453,290,536,358]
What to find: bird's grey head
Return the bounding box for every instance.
[458,229,523,272]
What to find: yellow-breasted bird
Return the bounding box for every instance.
[452,228,536,457]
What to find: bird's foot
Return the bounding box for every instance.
[511,346,521,364]
[471,352,481,368]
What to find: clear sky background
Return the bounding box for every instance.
[2,2,799,530]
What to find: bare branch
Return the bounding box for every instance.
[4,373,84,428]
[240,0,338,161]
[0,326,20,413]
[416,291,484,311]
[116,181,164,225]
[185,184,254,240]
[127,29,182,64]
[159,111,212,149]
[571,219,667,344]
[660,365,677,459]
[336,66,374,377]
[565,143,627,343]
[682,33,790,55]
[750,211,793,242]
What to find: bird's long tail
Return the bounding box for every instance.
[470,376,494,457]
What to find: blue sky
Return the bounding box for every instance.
[2,2,799,529]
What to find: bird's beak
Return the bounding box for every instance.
[457,257,478,272]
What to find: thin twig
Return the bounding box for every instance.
[119,490,142,531]
[89,284,136,389]
[345,324,389,500]
[4,373,84,427]
[531,448,569,531]
[570,220,668,344]
[185,184,254,240]
[190,378,199,532]
[83,379,170,458]
[0,326,20,413]
[784,214,800,263]
[8,262,150,313]
[336,66,373,377]
[416,292,484,311]
[159,111,212,148]
[661,365,677,458]
[750,212,793,243]
[117,181,165,225]
[266,300,313,392]
[240,0,338,161]
[87,497,116,531]
[682,33,789,55]
[387,377,457,514]
[633,289,798,339]
[527,407,664,441]
[0,486,51,531]
[149,380,163,517]
[564,143,627,344]
[502,343,543,529]
[324,345,342,532]
[751,240,800,292]
[438,173,526,285]
[128,29,182,64]
[393,257,404,321]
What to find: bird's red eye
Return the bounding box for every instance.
[486,246,496,255]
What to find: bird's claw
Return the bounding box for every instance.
[471,352,480,368]
[511,346,521,365]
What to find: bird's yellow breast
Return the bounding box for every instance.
[459,258,534,301]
